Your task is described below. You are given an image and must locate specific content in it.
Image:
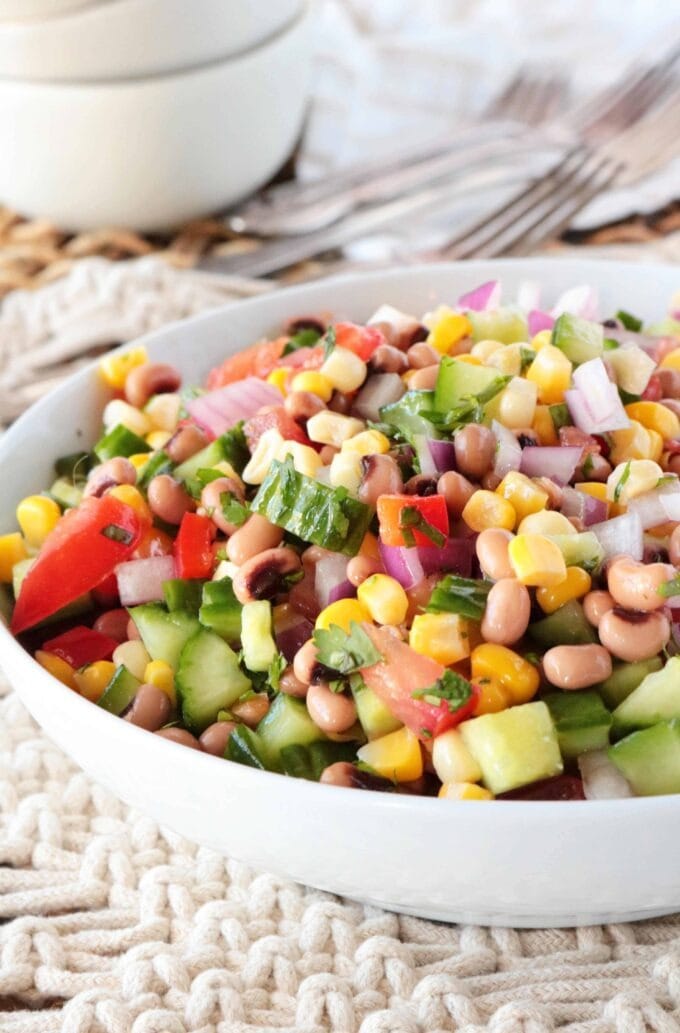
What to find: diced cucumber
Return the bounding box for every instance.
[13,558,34,599]
[241,601,277,672]
[597,657,663,709]
[434,357,501,413]
[459,701,563,795]
[529,600,597,647]
[551,313,604,365]
[379,390,439,444]
[548,532,604,574]
[280,740,357,781]
[163,578,204,615]
[352,682,402,740]
[129,604,201,671]
[609,720,680,795]
[54,451,94,479]
[137,450,174,490]
[49,477,84,509]
[95,423,151,461]
[174,440,226,483]
[174,425,249,484]
[98,665,141,715]
[176,628,251,733]
[612,657,680,734]
[199,578,242,642]
[544,691,612,758]
[467,308,528,344]
[257,694,324,764]
[226,725,271,770]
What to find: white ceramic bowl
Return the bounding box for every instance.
[0,2,313,232]
[0,0,302,82]
[2,258,680,929]
[0,0,106,21]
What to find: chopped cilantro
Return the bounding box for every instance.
[603,338,620,350]
[658,577,680,599]
[322,325,337,360]
[582,452,594,477]
[282,327,322,355]
[313,621,383,675]
[399,505,446,548]
[616,310,643,332]
[412,669,473,713]
[614,460,631,502]
[268,653,287,691]
[426,575,491,620]
[424,375,510,432]
[101,523,134,545]
[520,346,536,371]
[220,491,249,527]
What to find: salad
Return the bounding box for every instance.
[5,278,680,802]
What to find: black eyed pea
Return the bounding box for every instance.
[200,476,246,535]
[284,390,326,423]
[607,556,676,613]
[669,525,680,566]
[231,693,270,727]
[347,555,382,587]
[542,644,613,690]
[358,454,403,507]
[407,341,439,368]
[155,727,202,749]
[124,362,181,408]
[598,608,671,662]
[279,666,309,698]
[306,682,357,734]
[124,683,171,731]
[226,514,283,565]
[232,546,302,605]
[437,471,474,520]
[320,761,356,787]
[84,457,136,498]
[408,364,440,391]
[454,424,496,480]
[147,474,194,525]
[583,589,615,627]
[199,721,235,755]
[293,640,322,685]
[481,579,531,646]
[165,424,209,464]
[475,528,515,581]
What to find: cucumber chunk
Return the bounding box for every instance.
[460,701,563,795]
[98,665,141,716]
[612,657,680,734]
[548,532,604,574]
[529,600,597,647]
[49,477,84,509]
[129,604,201,671]
[352,682,402,740]
[95,423,151,461]
[551,313,604,365]
[226,725,270,770]
[379,390,438,444]
[256,694,324,764]
[280,740,357,781]
[597,657,663,709]
[163,578,204,615]
[176,628,251,733]
[241,600,277,672]
[609,720,680,795]
[544,691,612,758]
[199,578,242,642]
[467,308,528,344]
[434,357,502,413]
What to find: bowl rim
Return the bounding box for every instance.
[2,255,680,818]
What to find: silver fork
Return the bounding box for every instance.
[228,70,568,237]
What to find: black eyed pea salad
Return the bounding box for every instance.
[7,279,680,800]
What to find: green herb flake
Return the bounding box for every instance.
[603,338,620,351]
[520,346,536,371]
[412,669,473,713]
[282,327,322,355]
[313,621,383,675]
[220,491,249,527]
[426,575,491,620]
[268,653,287,691]
[322,325,337,360]
[100,523,134,545]
[658,577,680,599]
[614,460,632,503]
[616,310,643,333]
[582,452,594,477]
[399,505,446,548]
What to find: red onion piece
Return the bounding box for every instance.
[417,537,474,578]
[187,377,282,436]
[458,279,501,312]
[551,284,599,321]
[492,419,521,478]
[353,373,404,421]
[565,386,629,435]
[328,579,356,604]
[520,446,581,484]
[578,750,632,800]
[116,555,176,606]
[527,309,555,336]
[427,438,457,474]
[590,511,643,561]
[315,552,350,609]
[413,434,438,477]
[561,486,607,526]
[379,542,424,590]
[275,617,315,663]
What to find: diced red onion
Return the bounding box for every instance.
[187,377,282,436]
[379,541,424,590]
[276,617,314,662]
[418,537,474,578]
[427,438,457,474]
[116,555,176,606]
[492,419,521,478]
[413,434,438,477]
[528,309,555,336]
[328,579,356,604]
[353,373,404,421]
[578,750,633,800]
[551,284,599,321]
[458,279,501,312]
[660,488,680,522]
[561,486,607,526]
[315,552,350,609]
[590,511,643,561]
[520,446,581,484]
[572,357,631,433]
[628,490,673,530]
[517,279,541,312]
[565,385,630,435]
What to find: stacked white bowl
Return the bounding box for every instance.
[0,0,313,231]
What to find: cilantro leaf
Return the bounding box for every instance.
[520,346,536,371]
[268,652,287,691]
[220,491,249,527]
[322,325,337,360]
[399,505,446,548]
[614,460,631,503]
[412,669,473,713]
[658,577,680,599]
[312,621,382,675]
[616,309,643,333]
[426,575,491,620]
[101,523,134,545]
[282,327,322,355]
[603,337,620,351]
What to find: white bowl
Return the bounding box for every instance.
[2,258,680,929]
[0,0,106,21]
[0,2,313,233]
[0,0,302,82]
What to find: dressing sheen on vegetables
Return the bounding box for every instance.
[6,280,680,801]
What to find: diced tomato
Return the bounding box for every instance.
[377,494,449,548]
[11,496,142,635]
[642,373,663,401]
[360,625,479,740]
[92,573,120,607]
[498,776,586,801]
[278,345,325,370]
[206,337,288,389]
[244,406,310,450]
[134,526,174,558]
[174,513,215,580]
[42,625,119,668]
[558,426,601,454]
[334,322,386,361]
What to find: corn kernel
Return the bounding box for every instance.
[74,660,117,703]
[357,726,423,782]
[508,533,567,587]
[473,674,511,715]
[143,659,176,704]
[321,346,367,393]
[112,640,151,681]
[462,489,515,532]
[409,613,470,665]
[307,411,365,447]
[145,393,181,431]
[315,598,371,633]
[16,495,61,548]
[358,574,408,626]
[359,531,381,561]
[471,338,504,362]
[341,429,391,456]
[428,311,473,354]
[432,729,482,783]
[266,368,288,395]
[290,371,334,402]
[471,643,540,706]
[525,344,572,404]
[536,565,591,614]
[278,440,323,478]
[99,346,149,389]
[455,354,483,365]
[102,399,151,437]
[439,782,494,801]
[487,342,525,376]
[532,404,559,445]
[0,532,28,582]
[530,329,553,351]
[625,401,680,441]
[609,420,655,464]
[329,451,363,495]
[647,428,664,464]
[109,485,152,523]
[128,452,152,471]
[36,650,77,690]
[494,377,537,428]
[517,510,576,536]
[660,347,680,371]
[242,429,285,484]
[606,459,663,503]
[496,471,548,524]
[146,430,172,449]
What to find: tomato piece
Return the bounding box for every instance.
[206,337,288,389]
[335,322,386,361]
[279,345,325,370]
[377,494,449,548]
[642,373,663,401]
[498,776,586,801]
[11,496,142,635]
[42,625,119,668]
[360,625,478,740]
[174,513,215,580]
[244,406,310,450]
[134,526,174,558]
[92,572,120,607]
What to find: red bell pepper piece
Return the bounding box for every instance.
[92,572,120,607]
[42,625,119,668]
[174,513,215,580]
[360,626,478,741]
[376,494,449,548]
[334,322,386,361]
[11,495,142,635]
